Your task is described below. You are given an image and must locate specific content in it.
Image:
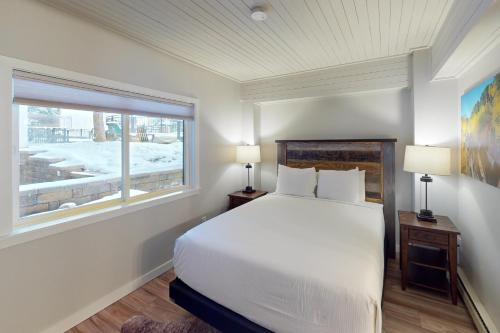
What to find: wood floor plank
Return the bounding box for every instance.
[70,318,103,333]
[141,297,187,323]
[98,301,141,329]
[382,301,421,325]
[67,259,477,332]
[86,313,119,333]
[120,288,157,312]
[420,313,477,333]
[383,315,435,333]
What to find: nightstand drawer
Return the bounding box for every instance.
[228,190,267,210]
[409,229,448,246]
[230,197,250,208]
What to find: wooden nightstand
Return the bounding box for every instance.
[228,190,267,209]
[399,211,461,304]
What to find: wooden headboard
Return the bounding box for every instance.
[275,139,396,259]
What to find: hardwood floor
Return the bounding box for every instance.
[67,259,477,333]
[383,259,477,333]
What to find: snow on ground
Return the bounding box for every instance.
[130,141,183,174]
[22,140,183,175]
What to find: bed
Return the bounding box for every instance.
[170,139,396,333]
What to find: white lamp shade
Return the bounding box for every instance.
[403,145,451,176]
[236,145,261,163]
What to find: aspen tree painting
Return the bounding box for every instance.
[461,74,500,189]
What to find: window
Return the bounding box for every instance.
[14,71,196,223]
[19,107,123,218]
[129,115,184,197]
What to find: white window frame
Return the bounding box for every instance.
[0,56,199,244]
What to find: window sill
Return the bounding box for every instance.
[0,188,200,251]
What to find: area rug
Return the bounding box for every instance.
[121,315,219,333]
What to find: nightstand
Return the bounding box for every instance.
[228,190,267,209]
[399,211,461,304]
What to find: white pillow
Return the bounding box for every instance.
[356,168,366,201]
[276,164,316,197]
[317,169,360,202]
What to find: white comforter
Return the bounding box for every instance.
[174,193,385,333]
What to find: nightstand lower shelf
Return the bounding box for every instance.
[407,264,449,294]
[408,246,448,271]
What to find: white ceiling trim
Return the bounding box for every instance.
[243,53,413,84]
[452,28,500,78]
[431,0,493,78]
[241,55,408,102]
[434,0,500,80]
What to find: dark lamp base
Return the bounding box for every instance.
[417,209,437,222]
[243,186,256,193]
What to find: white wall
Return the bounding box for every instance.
[240,101,261,189]
[0,0,243,332]
[411,49,459,222]
[412,45,500,330]
[457,41,500,329]
[0,63,14,236]
[257,89,413,222]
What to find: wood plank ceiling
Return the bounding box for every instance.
[40,0,454,82]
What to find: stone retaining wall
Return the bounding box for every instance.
[19,169,183,217]
[20,151,89,184]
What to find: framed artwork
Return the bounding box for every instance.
[461,73,500,189]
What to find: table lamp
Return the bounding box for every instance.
[403,145,451,222]
[236,145,261,193]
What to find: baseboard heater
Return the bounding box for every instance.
[458,269,498,333]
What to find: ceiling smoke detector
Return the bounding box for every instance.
[251,6,267,21]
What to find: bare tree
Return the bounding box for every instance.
[93,112,106,142]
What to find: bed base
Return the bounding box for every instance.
[169,278,272,333]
